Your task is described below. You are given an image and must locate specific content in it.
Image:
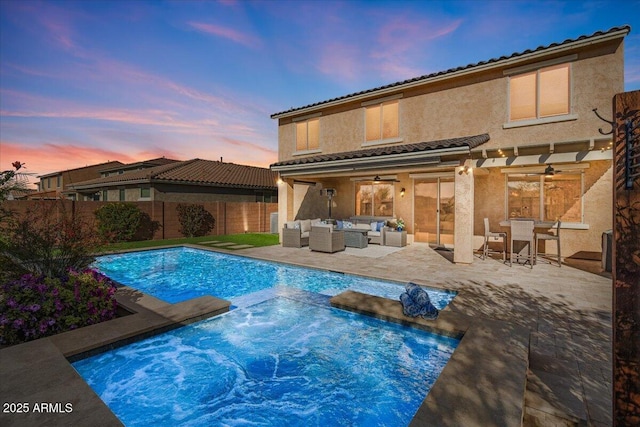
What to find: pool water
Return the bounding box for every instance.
[94,247,456,308]
[73,293,459,426]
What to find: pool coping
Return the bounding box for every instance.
[331,290,530,426]
[0,287,230,427]
[1,245,529,426]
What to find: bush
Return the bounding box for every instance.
[0,269,118,345]
[95,203,143,242]
[0,201,100,279]
[176,204,215,237]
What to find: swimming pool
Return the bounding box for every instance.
[73,290,459,426]
[94,247,456,308]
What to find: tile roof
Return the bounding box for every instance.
[68,159,278,190]
[271,134,489,168]
[37,160,125,178]
[271,25,630,118]
[99,157,179,172]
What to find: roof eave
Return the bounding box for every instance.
[272,146,469,176]
[271,27,630,120]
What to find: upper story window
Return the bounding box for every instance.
[365,100,399,142]
[509,63,570,122]
[295,118,319,152]
[56,175,61,188]
[119,189,125,201]
[140,187,150,198]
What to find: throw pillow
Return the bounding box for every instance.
[343,221,353,229]
[370,222,377,232]
[336,220,343,229]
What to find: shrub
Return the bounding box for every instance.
[176,204,215,237]
[0,269,118,345]
[95,203,143,242]
[0,201,100,279]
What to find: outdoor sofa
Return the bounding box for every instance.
[282,218,322,247]
[309,225,345,253]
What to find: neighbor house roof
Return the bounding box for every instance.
[99,157,179,173]
[271,134,490,175]
[271,25,630,119]
[66,159,278,190]
[37,160,125,179]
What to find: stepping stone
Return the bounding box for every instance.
[199,240,221,244]
[210,242,237,247]
[228,244,254,249]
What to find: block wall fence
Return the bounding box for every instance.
[2,200,278,240]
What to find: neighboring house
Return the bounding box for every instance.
[29,161,125,200]
[97,157,179,178]
[65,158,278,203]
[271,26,630,263]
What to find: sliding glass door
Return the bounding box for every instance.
[414,178,455,246]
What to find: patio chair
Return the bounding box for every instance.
[309,225,345,253]
[282,223,309,248]
[482,218,506,261]
[535,221,561,267]
[510,220,534,268]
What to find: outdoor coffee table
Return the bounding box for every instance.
[343,228,369,248]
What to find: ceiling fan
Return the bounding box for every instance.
[373,175,400,183]
[543,164,566,177]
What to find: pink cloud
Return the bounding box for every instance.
[188,21,261,49]
[317,42,361,81]
[370,17,463,79]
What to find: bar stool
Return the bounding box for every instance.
[535,221,561,267]
[483,218,506,261]
[510,220,534,268]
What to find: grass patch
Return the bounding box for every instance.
[99,233,279,252]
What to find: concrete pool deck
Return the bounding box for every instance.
[0,243,611,426]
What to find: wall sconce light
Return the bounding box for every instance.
[400,188,405,197]
[373,175,381,183]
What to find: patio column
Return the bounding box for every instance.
[454,165,474,264]
[277,178,294,242]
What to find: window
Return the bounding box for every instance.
[47,177,51,189]
[365,100,399,142]
[119,189,125,201]
[507,171,582,222]
[255,191,277,203]
[56,175,61,188]
[102,190,108,201]
[509,63,570,121]
[355,182,394,216]
[140,187,150,198]
[295,118,319,151]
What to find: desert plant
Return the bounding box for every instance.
[95,203,143,242]
[0,201,101,279]
[0,269,117,345]
[176,203,215,237]
[0,161,31,202]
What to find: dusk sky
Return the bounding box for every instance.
[1,0,639,187]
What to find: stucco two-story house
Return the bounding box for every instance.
[271,26,629,264]
[30,160,125,200]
